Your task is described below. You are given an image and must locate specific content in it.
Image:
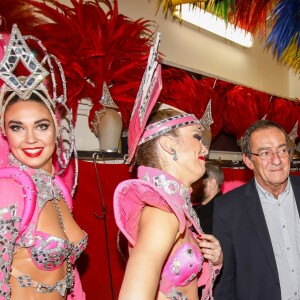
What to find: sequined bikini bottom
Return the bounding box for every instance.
[11,266,74,296]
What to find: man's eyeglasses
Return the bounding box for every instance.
[250,146,291,160]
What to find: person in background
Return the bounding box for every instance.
[0,25,87,299]
[192,161,224,299]
[192,161,224,234]
[213,119,300,300]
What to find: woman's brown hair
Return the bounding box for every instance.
[134,109,182,168]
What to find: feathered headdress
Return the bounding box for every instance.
[0,24,78,193]
[0,0,155,129]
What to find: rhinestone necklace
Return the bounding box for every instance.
[53,198,66,233]
[53,198,74,292]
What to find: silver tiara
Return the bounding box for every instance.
[0,25,49,100]
[0,24,78,192]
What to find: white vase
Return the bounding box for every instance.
[92,107,123,152]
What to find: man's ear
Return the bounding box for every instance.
[243,153,254,170]
[208,178,217,190]
[158,135,176,155]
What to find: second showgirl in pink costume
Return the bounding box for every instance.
[114,34,222,300]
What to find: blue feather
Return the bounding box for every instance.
[265,0,300,58]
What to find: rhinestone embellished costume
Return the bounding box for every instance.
[114,166,221,299]
[0,154,87,299]
[0,23,85,300]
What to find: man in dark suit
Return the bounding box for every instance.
[213,120,300,300]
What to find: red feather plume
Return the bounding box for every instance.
[231,0,278,37]
[223,86,260,140]
[158,66,202,117]
[0,0,155,129]
[197,78,234,138]
[267,97,298,134]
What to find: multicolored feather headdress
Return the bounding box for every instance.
[0,24,77,178]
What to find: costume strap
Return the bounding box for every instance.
[54,175,73,210]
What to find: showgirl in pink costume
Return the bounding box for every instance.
[114,34,222,300]
[0,25,87,299]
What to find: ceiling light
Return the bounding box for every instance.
[174,5,254,48]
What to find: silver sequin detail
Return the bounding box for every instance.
[180,184,202,232]
[0,205,17,219]
[148,172,203,233]
[143,172,150,182]
[30,235,74,270]
[166,287,188,300]
[199,99,214,129]
[16,268,74,297]
[184,273,196,285]
[9,154,62,209]
[130,34,161,122]
[0,25,49,99]
[0,206,20,299]
[139,114,200,146]
[138,68,160,123]
[19,224,35,247]
[100,82,118,109]
[153,175,179,196]
[172,258,181,276]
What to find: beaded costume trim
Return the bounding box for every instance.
[139,114,201,146]
[142,171,202,232]
[166,287,188,300]
[11,265,74,296]
[0,206,20,299]
[8,154,62,209]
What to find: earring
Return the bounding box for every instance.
[172,148,178,161]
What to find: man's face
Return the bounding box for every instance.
[243,127,291,194]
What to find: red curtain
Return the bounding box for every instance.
[73,160,133,300]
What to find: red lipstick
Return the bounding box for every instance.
[22,147,43,158]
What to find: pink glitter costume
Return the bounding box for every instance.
[0,24,87,299]
[0,154,87,299]
[114,166,221,300]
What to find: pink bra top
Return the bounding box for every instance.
[161,242,203,293]
[28,231,88,271]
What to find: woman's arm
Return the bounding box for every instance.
[118,206,179,300]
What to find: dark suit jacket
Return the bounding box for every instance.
[213,176,300,300]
